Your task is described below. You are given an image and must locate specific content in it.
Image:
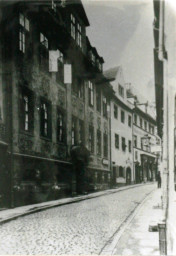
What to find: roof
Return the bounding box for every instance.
[134,106,156,125]
[103,66,120,82]
[0,0,90,26]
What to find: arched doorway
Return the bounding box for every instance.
[126,167,131,185]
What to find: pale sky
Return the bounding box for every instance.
[83,0,156,113]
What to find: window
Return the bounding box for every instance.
[19,13,30,53]
[140,118,143,128]
[134,114,137,125]
[76,23,82,48]
[40,99,51,138]
[134,135,137,148]
[151,125,154,134]
[19,30,25,53]
[119,166,123,177]
[103,96,108,118]
[88,81,94,107]
[71,14,82,49]
[96,59,102,72]
[115,134,119,149]
[56,49,64,84]
[39,33,49,71]
[128,115,131,127]
[20,89,33,132]
[118,84,124,97]
[91,52,95,64]
[114,104,118,119]
[71,14,76,39]
[78,119,84,143]
[97,130,101,155]
[122,137,126,152]
[89,126,94,153]
[121,110,125,123]
[96,87,101,112]
[103,132,108,158]
[71,117,77,145]
[40,33,48,49]
[128,140,132,152]
[19,13,29,31]
[135,151,138,161]
[144,121,147,131]
[141,137,144,150]
[57,110,65,143]
[78,78,84,99]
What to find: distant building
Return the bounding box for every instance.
[104,66,134,186]
[132,106,158,183]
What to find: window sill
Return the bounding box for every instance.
[40,136,52,142]
[19,130,34,137]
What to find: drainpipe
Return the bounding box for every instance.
[158,0,168,255]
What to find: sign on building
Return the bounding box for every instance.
[49,50,60,72]
[151,145,162,153]
[64,64,72,84]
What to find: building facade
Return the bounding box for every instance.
[133,107,158,183]
[0,0,113,207]
[104,67,134,186]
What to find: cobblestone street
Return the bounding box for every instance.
[0,184,156,255]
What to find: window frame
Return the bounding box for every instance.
[71,116,77,146]
[40,98,52,139]
[89,125,94,153]
[57,108,65,143]
[121,110,125,123]
[128,115,131,127]
[103,95,108,118]
[121,137,126,152]
[103,132,108,158]
[134,135,137,148]
[19,87,34,133]
[96,87,101,112]
[128,140,132,152]
[115,134,119,149]
[97,129,101,156]
[88,81,94,107]
[114,104,118,119]
[19,13,30,54]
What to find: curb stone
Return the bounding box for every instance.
[0,183,155,225]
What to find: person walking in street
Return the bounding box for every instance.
[157,172,161,188]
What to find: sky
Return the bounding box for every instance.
[83,0,156,114]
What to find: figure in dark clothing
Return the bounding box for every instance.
[157,172,161,188]
[70,141,90,195]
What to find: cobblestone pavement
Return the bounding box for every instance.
[0,184,156,255]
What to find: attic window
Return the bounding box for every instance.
[118,84,124,97]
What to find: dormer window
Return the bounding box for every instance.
[96,59,102,71]
[99,62,102,71]
[40,33,48,49]
[118,84,124,97]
